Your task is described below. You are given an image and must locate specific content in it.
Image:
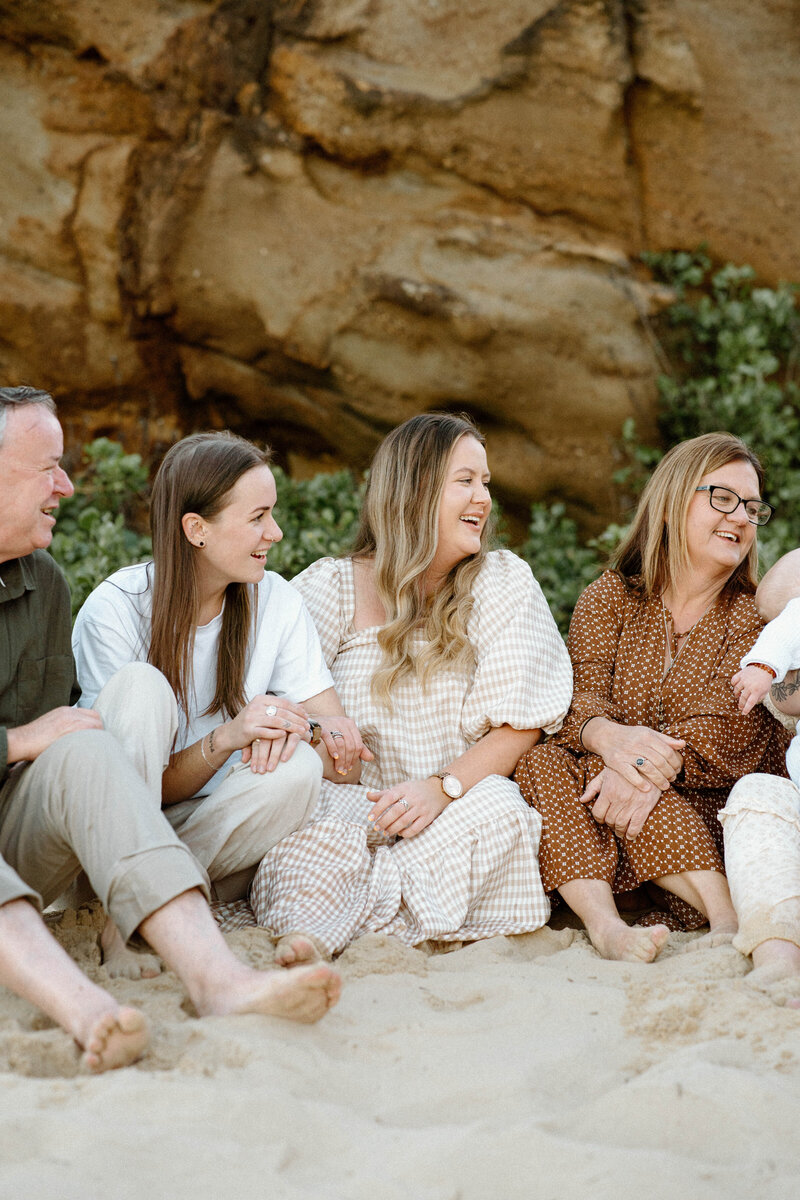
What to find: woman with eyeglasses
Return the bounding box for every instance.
[514,432,790,962]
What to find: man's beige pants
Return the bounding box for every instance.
[0,662,322,935]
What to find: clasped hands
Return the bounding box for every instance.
[220,695,370,776]
[366,777,449,839]
[579,720,685,841]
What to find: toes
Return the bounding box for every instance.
[274,933,327,968]
[82,1007,149,1073]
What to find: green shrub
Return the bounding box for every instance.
[516,504,604,635]
[50,439,152,617]
[638,249,800,571]
[266,466,365,577]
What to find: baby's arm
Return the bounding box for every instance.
[732,663,777,714]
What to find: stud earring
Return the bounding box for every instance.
[198,540,205,547]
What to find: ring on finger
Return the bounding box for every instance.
[253,738,261,746]
[331,730,344,740]
[265,704,278,717]
[635,756,647,767]
[399,798,409,813]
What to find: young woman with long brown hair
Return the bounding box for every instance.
[73,431,367,975]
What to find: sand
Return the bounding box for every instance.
[0,907,799,1200]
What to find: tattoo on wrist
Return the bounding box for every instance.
[772,673,800,702]
[199,725,221,770]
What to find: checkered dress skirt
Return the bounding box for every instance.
[214,551,572,952]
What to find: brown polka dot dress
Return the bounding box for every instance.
[514,570,790,929]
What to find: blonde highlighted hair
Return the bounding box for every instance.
[611,431,764,597]
[148,431,272,722]
[351,411,493,706]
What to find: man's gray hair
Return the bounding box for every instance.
[0,386,56,448]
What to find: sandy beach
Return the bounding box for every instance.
[0,907,798,1200]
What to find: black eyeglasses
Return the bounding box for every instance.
[695,485,774,526]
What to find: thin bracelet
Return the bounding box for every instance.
[748,662,777,679]
[200,730,217,768]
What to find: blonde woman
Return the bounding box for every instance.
[514,433,790,963]
[232,412,573,961]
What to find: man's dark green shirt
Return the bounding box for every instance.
[0,551,80,783]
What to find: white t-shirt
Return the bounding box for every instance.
[72,562,334,792]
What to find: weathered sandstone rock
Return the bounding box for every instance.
[0,0,797,526]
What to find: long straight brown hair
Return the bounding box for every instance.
[148,431,272,721]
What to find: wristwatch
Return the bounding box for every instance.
[434,771,464,800]
[308,719,322,746]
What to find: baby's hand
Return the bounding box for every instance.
[732,664,775,715]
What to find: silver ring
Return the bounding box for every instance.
[399,798,409,813]
[265,704,277,717]
[331,730,344,740]
[635,756,646,767]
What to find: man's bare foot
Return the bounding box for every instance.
[274,931,328,967]
[78,1006,149,1073]
[586,919,670,963]
[199,963,341,1024]
[100,918,161,981]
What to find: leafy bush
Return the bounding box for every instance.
[50,439,152,617]
[516,504,603,635]
[516,250,800,632]
[640,249,800,570]
[266,466,365,577]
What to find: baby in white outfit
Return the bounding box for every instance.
[732,547,800,785]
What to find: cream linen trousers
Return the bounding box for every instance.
[720,773,800,956]
[0,662,322,934]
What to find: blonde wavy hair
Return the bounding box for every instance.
[351,412,493,707]
[611,431,764,598]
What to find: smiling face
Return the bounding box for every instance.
[684,458,760,585]
[0,404,74,562]
[429,434,492,579]
[185,464,283,596]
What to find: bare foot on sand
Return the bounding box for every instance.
[78,1006,150,1073]
[198,963,341,1024]
[746,939,800,1006]
[682,919,738,953]
[587,919,670,963]
[274,932,328,968]
[100,918,161,980]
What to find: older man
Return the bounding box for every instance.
[0,387,340,1072]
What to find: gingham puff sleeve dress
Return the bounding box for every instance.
[246,549,573,954]
[514,569,790,929]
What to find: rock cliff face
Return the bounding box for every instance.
[1,0,798,524]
